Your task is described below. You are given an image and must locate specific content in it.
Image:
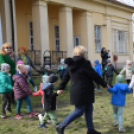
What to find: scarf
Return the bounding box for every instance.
[20,54,26,65]
[7,52,14,62]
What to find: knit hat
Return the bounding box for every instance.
[1,63,10,71]
[49,74,58,83]
[17,60,24,65]
[107,59,111,64]
[94,59,99,65]
[126,60,132,65]
[61,59,65,64]
[115,75,125,83]
[45,65,50,69]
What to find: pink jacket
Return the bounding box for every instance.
[33,83,44,104]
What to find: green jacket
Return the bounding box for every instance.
[0,72,13,93]
[0,54,16,85]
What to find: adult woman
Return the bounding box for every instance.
[101,47,110,70]
[17,46,38,92]
[0,43,16,104]
[56,46,108,134]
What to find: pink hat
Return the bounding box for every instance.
[17,60,24,65]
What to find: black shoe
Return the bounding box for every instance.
[55,125,65,134]
[5,108,12,113]
[87,129,101,134]
[12,100,16,105]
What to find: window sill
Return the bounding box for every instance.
[113,52,129,56]
[95,50,101,53]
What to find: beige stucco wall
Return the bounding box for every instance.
[0,0,8,43]
[15,0,32,50]
[14,0,134,64]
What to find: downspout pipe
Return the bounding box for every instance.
[9,0,15,51]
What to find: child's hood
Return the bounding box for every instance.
[115,83,129,92]
[12,72,25,82]
[42,82,53,91]
[95,63,101,68]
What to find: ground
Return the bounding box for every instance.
[0,70,134,134]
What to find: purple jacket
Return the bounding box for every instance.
[12,73,32,100]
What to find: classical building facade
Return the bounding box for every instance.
[0,0,134,65]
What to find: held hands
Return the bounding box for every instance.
[57,90,63,95]
[105,84,109,89]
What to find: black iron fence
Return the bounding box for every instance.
[27,50,41,65]
[27,50,67,65]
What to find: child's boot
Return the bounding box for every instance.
[1,114,6,119]
[39,122,48,128]
[113,122,118,127]
[56,125,65,134]
[15,113,23,120]
[119,128,126,133]
[29,111,39,118]
[87,129,101,134]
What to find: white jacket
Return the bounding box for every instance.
[129,75,134,97]
[120,65,134,80]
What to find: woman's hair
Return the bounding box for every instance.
[1,63,10,71]
[73,45,87,58]
[0,43,12,55]
[18,46,27,53]
[101,47,105,53]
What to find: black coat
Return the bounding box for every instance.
[101,48,110,65]
[43,84,58,112]
[58,56,107,106]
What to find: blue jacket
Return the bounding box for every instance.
[108,83,132,106]
[94,63,102,76]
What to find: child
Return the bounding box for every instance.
[17,60,36,91]
[0,63,13,119]
[120,60,134,85]
[102,60,119,87]
[94,60,102,91]
[39,74,59,128]
[38,65,55,76]
[56,59,67,79]
[107,75,132,133]
[12,64,38,120]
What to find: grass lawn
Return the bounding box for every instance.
[0,69,134,134]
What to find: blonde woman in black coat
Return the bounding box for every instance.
[56,46,108,134]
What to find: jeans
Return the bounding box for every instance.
[106,76,113,87]
[41,110,58,126]
[60,104,94,129]
[0,92,12,115]
[27,71,35,88]
[113,105,124,128]
[16,96,32,113]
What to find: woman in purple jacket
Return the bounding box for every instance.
[13,64,38,120]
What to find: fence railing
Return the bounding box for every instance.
[27,50,67,65]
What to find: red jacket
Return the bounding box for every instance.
[33,83,44,104]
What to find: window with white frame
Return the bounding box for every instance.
[114,30,117,52]
[54,25,60,51]
[29,21,33,51]
[113,30,128,53]
[94,26,101,52]
[74,36,81,47]
[124,32,127,53]
[118,31,123,52]
[0,15,3,48]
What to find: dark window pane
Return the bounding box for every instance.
[31,30,33,36]
[30,22,32,29]
[31,38,33,44]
